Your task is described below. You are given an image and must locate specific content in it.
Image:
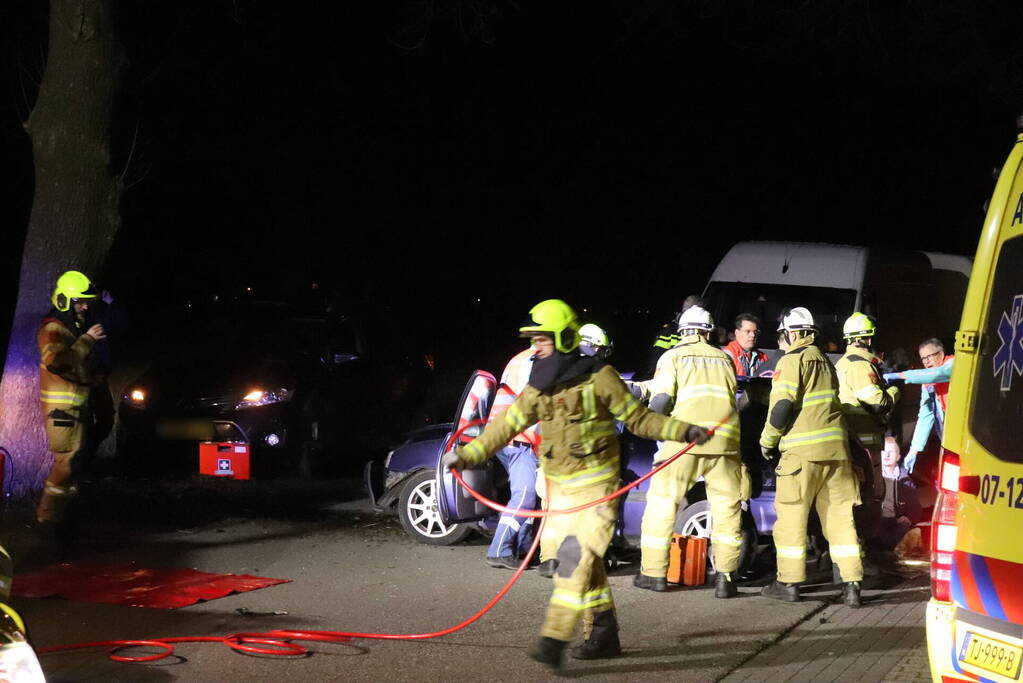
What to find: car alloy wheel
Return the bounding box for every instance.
[397,470,472,545]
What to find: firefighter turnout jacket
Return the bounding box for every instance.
[458,364,691,489]
[835,346,900,451]
[760,335,848,461]
[640,334,739,456]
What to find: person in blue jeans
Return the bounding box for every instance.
[487,441,540,568]
[485,347,541,569]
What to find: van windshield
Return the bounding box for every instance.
[970,234,1023,464]
[703,281,857,350]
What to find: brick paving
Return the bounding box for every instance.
[720,571,931,682]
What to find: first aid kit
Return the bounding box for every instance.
[199,442,250,480]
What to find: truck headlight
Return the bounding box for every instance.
[235,388,292,410]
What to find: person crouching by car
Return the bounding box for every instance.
[442,300,709,669]
[869,437,923,560]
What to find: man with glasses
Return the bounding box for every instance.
[724,313,768,377]
[883,338,954,473]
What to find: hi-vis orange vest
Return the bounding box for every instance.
[487,349,541,448]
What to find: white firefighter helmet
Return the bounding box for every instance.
[578,323,613,359]
[677,305,714,333]
[777,307,816,333]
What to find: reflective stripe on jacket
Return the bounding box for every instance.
[642,335,739,456]
[458,365,692,489]
[37,317,96,411]
[760,335,849,461]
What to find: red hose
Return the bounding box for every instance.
[37,414,726,664]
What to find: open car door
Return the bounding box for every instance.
[436,370,499,524]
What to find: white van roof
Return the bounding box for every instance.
[707,241,867,290]
[923,251,973,277]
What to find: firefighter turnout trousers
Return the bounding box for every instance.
[37,403,90,523]
[773,455,863,583]
[640,448,745,576]
[541,478,618,642]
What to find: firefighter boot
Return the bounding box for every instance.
[842,581,862,608]
[761,580,801,602]
[633,573,667,592]
[570,611,621,660]
[715,571,738,599]
[528,636,567,669]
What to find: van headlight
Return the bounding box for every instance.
[235,388,292,410]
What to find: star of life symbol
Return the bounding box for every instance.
[217,458,233,474]
[993,293,1023,392]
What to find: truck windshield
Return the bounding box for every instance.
[702,281,857,350]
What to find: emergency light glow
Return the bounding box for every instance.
[264,433,281,447]
[130,390,145,402]
[242,390,264,403]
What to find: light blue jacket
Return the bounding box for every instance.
[901,361,954,452]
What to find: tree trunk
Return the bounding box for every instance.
[0,0,123,496]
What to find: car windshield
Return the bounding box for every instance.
[702,281,857,350]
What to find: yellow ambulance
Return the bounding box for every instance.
[926,133,1023,682]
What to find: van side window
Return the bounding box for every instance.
[970,235,1023,464]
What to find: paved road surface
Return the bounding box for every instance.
[0,477,930,682]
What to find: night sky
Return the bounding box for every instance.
[3,1,1023,374]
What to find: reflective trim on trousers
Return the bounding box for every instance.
[550,586,614,611]
[640,534,671,550]
[711,533,743,547]
[775,545,806,559]
[829,544,861,558]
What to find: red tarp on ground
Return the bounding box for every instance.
[11,563,290,609]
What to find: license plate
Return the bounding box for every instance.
[155,419,215,441]
[959,631,1023,680]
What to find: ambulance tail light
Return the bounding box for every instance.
[930,448,960,603]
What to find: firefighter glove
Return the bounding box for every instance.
[440,451,463,470]
[761,445,778,461]
[684,425,711,445]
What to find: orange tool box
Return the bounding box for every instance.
[666,534,708,586]
[199,442,250,480]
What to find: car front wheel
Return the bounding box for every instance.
[397,470,473,545]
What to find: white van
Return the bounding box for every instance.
[701,241,969,355]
